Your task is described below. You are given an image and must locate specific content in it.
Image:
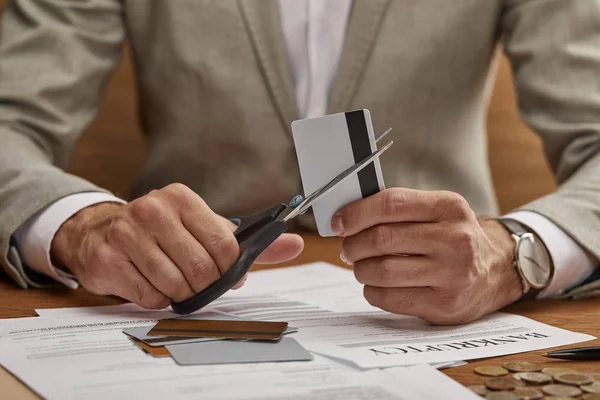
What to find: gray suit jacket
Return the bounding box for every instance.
[1,0,599,288]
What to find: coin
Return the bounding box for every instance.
[588,372,600,382]
[503,361,542,373]
[513,372,552,384]
[468,385,488,396]
[475,366,509,377]
[486,391,517,400]
[583,394,600,400]
[542,383,583,397]
[485,377,524,391]
[541,367,578,378]
[513,387,543,400]
[582,381,600,394]
[554,372,595,386]
[545,397,579,400]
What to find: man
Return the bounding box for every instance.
[0,0,598,325]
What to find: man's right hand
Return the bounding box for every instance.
[50,184,304,309]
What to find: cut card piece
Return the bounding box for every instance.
[128,337,170,358]
[123,325,298,347]
[147,319,288,340]
[166,337,313,366]
[292,109,385,237]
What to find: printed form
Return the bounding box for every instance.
[1,262,592,399]
[0,312,477,400]
[204,263,594,368]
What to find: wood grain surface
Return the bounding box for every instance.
[0,233,598,399]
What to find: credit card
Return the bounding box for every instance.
[128,337,171,358]
[147,319,288,340]
[166,337,313,365]
[123,325,298,347]
[292,109,385,236]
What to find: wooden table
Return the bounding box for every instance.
[1,233,599,398]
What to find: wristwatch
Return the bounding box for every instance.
[497,218,554,300]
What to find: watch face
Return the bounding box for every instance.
[516,233,552,289]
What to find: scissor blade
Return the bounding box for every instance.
[375,127,392,143]
[283,140,393,222]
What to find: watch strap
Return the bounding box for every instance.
[521,287,543,301]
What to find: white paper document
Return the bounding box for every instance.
[34,302,463,370]
[205,263,595,368]
[0,312,478,400]
[7,262,592,399]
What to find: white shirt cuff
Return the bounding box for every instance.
[13,192,127,289]
[504,210,598,298]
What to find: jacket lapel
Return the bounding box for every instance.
[238,0,298,133]
[328,0,391,114]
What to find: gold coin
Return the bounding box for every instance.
[485,377,524,391]
[554,372,594,386]
[503,361,542,373]
[542,383,583,397]
[583,381,600,394]
[513,387,543,400]
[486,391,518,400]
[513,372,552,384]
[583,394,600,400]
[588,373,600,382]
[545,397,579,400]
[468,384,488,396]
[475,366,509,377]
[541,367,578,378]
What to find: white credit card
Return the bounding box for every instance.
[292,109,385,236]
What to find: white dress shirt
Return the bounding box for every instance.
[13,0,598,296]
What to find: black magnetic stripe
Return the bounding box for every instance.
[345,110,379,198]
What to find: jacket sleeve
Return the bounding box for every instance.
[502,0,600,262]
[0,0,125,288]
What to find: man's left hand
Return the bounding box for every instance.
[331,188,524,325]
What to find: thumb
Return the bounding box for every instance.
[256,233,304,264]
[219,215,304,264]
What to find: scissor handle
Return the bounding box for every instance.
[171,205,289,314]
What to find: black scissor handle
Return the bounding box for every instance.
[171,205,289,314]
[232,204,287,243]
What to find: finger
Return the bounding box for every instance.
[340,222,440,263]
[363,286,436,319]
[353,255,442,288]
[222,215,304,264]
[331,188,472,237]
[180,199,240,275]
[114,227,195,302]
[232,273,248,290]
[144,210,222,294]
[256,233,304,264]
[155,225,222,294]
[109,261,171,310]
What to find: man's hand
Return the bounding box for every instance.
[331,188,523,325]
[51,184,304,309]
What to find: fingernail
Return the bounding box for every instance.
[340,251,352,265]
[331,213,344,235]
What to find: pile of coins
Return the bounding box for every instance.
[467,361,600,400]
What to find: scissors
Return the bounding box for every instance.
[171,132,393,314]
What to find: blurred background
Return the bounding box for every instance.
[0,1,556,214]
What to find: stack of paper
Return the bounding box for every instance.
[0,262,594,400]
[201,263,594,369]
